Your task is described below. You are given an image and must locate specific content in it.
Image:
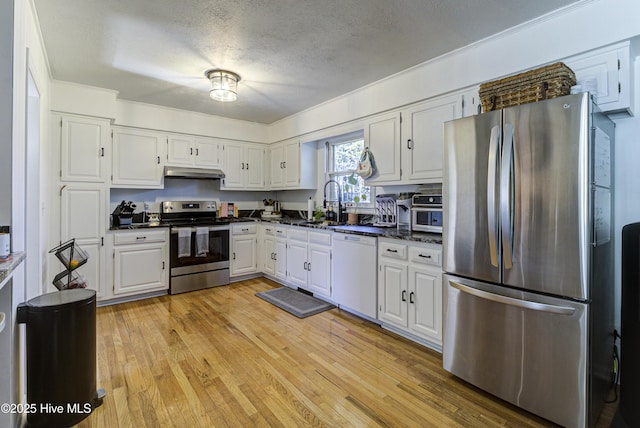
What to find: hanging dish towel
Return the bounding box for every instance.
[177,228,192,258]
[195,227,209,257]
[356,147,375,179]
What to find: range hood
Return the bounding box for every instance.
[164,166,225,179]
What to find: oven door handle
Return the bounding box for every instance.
[170,225,230,234]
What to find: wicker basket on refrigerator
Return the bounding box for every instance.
[479,62,576,112]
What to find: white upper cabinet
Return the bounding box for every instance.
[269,139,317,190]
[112,127,165,188]
[364,111,402,185]
[166,134,220,168]
[58,114,110,183]
[220,140,266,190]
[402,95,462,183]
[565,41,633,116]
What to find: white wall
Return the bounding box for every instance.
[1,0,14,228]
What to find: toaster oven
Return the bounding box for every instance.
[411,194,443,233]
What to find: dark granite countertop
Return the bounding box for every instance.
[107,216,441,244]
[109,222,168,231]
[0,252,26,287]
[259,218,442,244]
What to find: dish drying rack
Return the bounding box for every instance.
[49,239,89,290]
[374,195,397,227]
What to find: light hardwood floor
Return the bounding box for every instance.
[78,277,616,427]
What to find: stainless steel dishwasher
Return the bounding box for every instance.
[332,233,377,320]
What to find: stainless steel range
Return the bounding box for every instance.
[161,201,230,294]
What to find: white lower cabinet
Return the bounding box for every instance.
[274,226,288,281]
[231,223,258,276]
[285,228,332,297]
[261,225,276,276]
[112,229,169,296]
[378,238,442,349]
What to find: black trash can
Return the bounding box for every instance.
[17,289,104,428]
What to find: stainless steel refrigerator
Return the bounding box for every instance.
[442,93,614,428]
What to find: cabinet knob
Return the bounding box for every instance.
[402,290,407,302]
[409,291,415,304]
[407,139,412,149]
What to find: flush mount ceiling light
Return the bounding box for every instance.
[205,69,241,102]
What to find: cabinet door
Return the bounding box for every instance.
[60,115,109,182]
[60,184,106,298]
[404,97,460,182]
[307,244,331,297]
[270,143,285,188]
[378,260,408,327]
[194,138,220,167]
[113,243,167,295]
[287,240,308,288]
[274,239,287,280]
[565,42,631,113]
[461,87,480,117]
[263,236,276,275]
[283,141,301,187]
[364,111,401,184]
[166,135,194,166]
[245,145,265,189]
[221,142,244,189]
[231,235,257,276]
[112,128,164,188]
[408,265,442,343]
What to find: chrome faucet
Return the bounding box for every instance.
[323,179,343,223]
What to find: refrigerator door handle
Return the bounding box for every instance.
[500,123,515,269]
[487,125,500,267]
[449,280,576,315]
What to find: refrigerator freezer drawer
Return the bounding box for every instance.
[443,274,588,428]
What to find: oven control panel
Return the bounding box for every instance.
[412,194,442,207]
[162,201,217,213]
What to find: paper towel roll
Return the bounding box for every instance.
[307,198,314,221]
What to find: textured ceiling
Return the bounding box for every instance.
[34,0,581,124]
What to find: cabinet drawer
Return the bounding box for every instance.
[114,229,167,245]
[263,225,275,236]
[308,231,331,246]
[275,226,287,239]
[379,241,407,260]
[232,223,257,235]
[288,228,308,242]
[409,246,441,266]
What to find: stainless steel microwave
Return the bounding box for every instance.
[411,194,442,233]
